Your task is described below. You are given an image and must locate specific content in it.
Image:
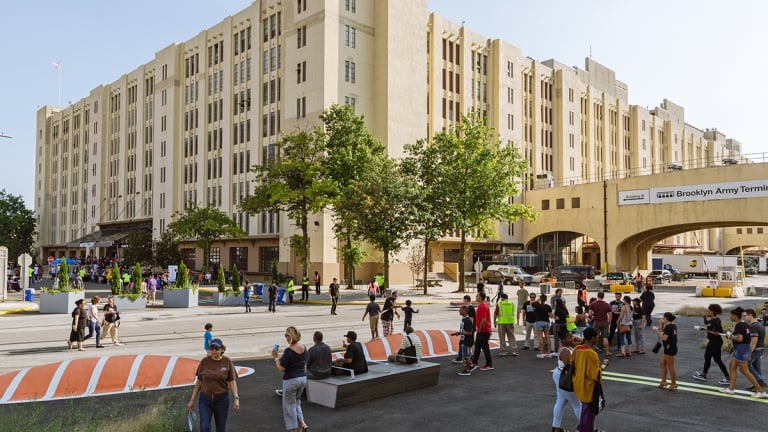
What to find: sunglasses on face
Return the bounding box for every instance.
[209,346,222,351]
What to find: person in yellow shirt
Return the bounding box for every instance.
[571,327,608,432]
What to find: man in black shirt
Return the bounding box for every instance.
[329,278,340,315]
[608,293,622,347]
[745,309,766,390]
[381,291,400,338]
[522,292,539,350]
[333,330,368,375]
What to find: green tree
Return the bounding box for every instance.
[132,263,142,295]
[110,263,121,295]
[321,105,386,288]
[337,241,367,290]
[167,205,245,271]
[231,264,241,292]
[217,264,226,293]
[240,130,336,278]
[0,189,36,261]
[123,230,152,266]
[176,261,189,288]
[58,260,70,291]
[429,112,537,291]
[349,157,419,291]
[154,231,182,268]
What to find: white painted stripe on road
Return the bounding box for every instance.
[601,371,768,403]
[0,368,29,403]
[42,360,72,401]
[124,354,145,392]
[85,356,111,396]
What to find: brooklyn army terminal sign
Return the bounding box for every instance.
[619,179,768,205]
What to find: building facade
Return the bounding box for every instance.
[34,0,760,282]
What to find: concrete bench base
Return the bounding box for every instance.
[307,361,440,408]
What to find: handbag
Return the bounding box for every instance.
[402,335,418,364]
[619,324,631,334]
[558,362,575,392]
[590,378,606,415]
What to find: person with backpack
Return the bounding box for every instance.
[551,327,582,432]
[572,327,609,432]
[388,326,421,364]
[454,305,475,370]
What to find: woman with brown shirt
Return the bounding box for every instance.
[187,338,240,432]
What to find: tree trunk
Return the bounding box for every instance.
[300,213,309,277]
[383,247,390,292]
[345,233,354,290]
[458,230,466,292]
[422,238,430,295]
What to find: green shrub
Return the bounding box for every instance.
[57,260,70,292]
[217,265,226,293]
[176,261,189,288]
[132,263,142,295]
[110,263,121,295]
[231,264,241,292]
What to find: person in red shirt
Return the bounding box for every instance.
[469,292,494,372]
[588,291,613,355]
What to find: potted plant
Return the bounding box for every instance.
[163,261,199,308]
[113,263,147,310]
[212,265,243,306]
[39,260,85,314]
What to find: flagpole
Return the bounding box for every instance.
[58,63,62,107]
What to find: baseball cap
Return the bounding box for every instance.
[343,331,357,340]
[210,338,224,348]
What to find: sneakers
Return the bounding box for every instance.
[522,346,530,350]
[719,388,735,395]
[692,372,706,381]
[458,369,472,376]
[114,341,124,346]
[498,351,508,356]
[717,378,730,385]
[275,389,283,397]
[451,358,465,364]
[469,364,479,372]
[511,352,519,357]
[536,354,548,359]
[479,365,494,371]
[750,392,768,399]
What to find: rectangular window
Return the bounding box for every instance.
[230,247,248,272]
[297,25,306,48]
[260,246,279,272]
[541,199,550,210]
[181,248,196,270]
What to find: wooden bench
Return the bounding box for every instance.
[306,360,440,408]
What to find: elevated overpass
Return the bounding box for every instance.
[524,162,768,271]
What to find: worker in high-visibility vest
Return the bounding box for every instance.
[494,292,519,356]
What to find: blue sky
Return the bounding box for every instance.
[2,0,766,209]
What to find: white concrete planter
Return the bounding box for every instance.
[162,288,199,308]
[114,295,147,310]
[39,291,85,314]
[213,291,244,306]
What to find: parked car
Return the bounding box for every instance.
[552,265,595,287]
[486,265,534,285]
[530,271,557,285]
[745,266,758,276]
[647,270,672,284]
[481,270,518,285]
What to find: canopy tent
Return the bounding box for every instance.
[65,222,151,248]
[49,257,80,265]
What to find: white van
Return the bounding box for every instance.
[486,265,533,285]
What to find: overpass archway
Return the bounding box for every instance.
[527,232,601,272]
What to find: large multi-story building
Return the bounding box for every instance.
[34,0,761,282]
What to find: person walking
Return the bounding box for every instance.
[401,299,419,331]
[534,294,553,358]
[654,312,678,391]
[551,327,582,432]
[313,271,321,295]
[493,292,519,356]
[243,284,252,313]
[720,307,768,398]
[86,296,104,348]
[640,285,655,327]
[361,295,381,340]
[616,295,633,357]
[522,292,539,350]
[573,327,608,432]
[744,309,766,391]
[608,292,623,349]
[329,277,340,315]
[380,290,400,338]
[470,292,493,372]
[102,296,123,345]
[67,299,88,351]
[272,327,309,432]
[630,298,646,354]
[203,323,214,355]
[268,280,278,313]
[188,338,240,432]
[692,303,730,384]
[588,291,612,355]
[516,282,529,325]
[551,298,569,353]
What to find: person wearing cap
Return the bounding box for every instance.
[67,298,88,351]
[188,337,240,432]
[272,326,309,432]
[333,331,368,376]
[494,292,519,356]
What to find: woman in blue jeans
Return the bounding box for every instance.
[272,326,309,431]
[188,338,240,432]
[551,327,582,432]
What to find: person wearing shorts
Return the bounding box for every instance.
[588,291,612,355]
[361,295,380,340]
[534,294,553,358]
[720,307,768,398]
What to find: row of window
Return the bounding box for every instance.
[180,246,277,273]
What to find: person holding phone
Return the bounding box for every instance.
[187,338,239,432]
[272,326,309,432]
[654,312,678,391]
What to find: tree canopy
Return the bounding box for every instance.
[0,190,36,261]
[167,205,245,271]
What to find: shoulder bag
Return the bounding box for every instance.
[558,360,575,392]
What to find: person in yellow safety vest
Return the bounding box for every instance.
[300,274,310,302]
[28,267,33,285]
[122,271,131,291]
[286,279,295,304]
[494,293,519,356]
